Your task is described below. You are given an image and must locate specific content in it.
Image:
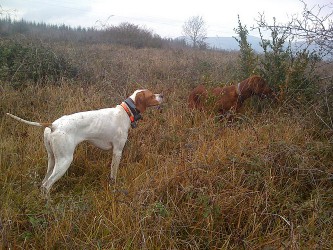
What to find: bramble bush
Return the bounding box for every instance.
[0,38,78,87]
[235,18,320,103]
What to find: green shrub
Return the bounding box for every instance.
[0,38,78,87]
[102,22,164,49]
[235,17,320,103]
[257,19,320,102]
[234,15,257,79]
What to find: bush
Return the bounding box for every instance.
[257,19,320,102]
[101,22,164,49]
[235,18,321,103]
[0,38,78,87]
[234,15,257,80]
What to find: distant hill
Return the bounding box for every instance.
[178,35,263,51]
[206,35,263,51]
[205,36,323,58]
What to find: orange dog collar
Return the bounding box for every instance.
[120,102,135,123]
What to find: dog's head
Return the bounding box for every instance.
[248,76,274,98]
[130,89,163,113]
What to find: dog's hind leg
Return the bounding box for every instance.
[42,128,55,185]
[41,132,76,195]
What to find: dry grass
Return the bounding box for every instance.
[1,44,333,249]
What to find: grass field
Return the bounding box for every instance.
[1,44,333,249]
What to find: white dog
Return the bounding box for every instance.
[7,89,163,195]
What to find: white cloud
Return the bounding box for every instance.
[0,0,327,38]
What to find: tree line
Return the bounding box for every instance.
[0,17,187,49]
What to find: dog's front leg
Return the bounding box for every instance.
[110,152,122,184]
[110,140,126,184]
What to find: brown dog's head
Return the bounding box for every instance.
[247,75,274,98]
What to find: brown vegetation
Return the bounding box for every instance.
[1,42,333,249]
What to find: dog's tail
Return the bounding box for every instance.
[6,113,52,127]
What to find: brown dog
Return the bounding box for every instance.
[188,75,274,118]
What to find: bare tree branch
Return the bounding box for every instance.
[253,0,333,58]
[182,16,207,49]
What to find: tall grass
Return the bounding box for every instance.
[1,44,333,249]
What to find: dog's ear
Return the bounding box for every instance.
[134,91,147,113]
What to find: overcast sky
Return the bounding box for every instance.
[0,0,330,38]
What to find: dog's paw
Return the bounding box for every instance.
[40,186,51,201]
[109,176,116,186]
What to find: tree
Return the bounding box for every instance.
[182,16,207,48]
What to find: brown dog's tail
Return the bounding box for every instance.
[6,113,52,127]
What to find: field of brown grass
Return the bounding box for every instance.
[1,44,333,249]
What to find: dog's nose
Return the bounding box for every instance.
[160,94,164,99]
